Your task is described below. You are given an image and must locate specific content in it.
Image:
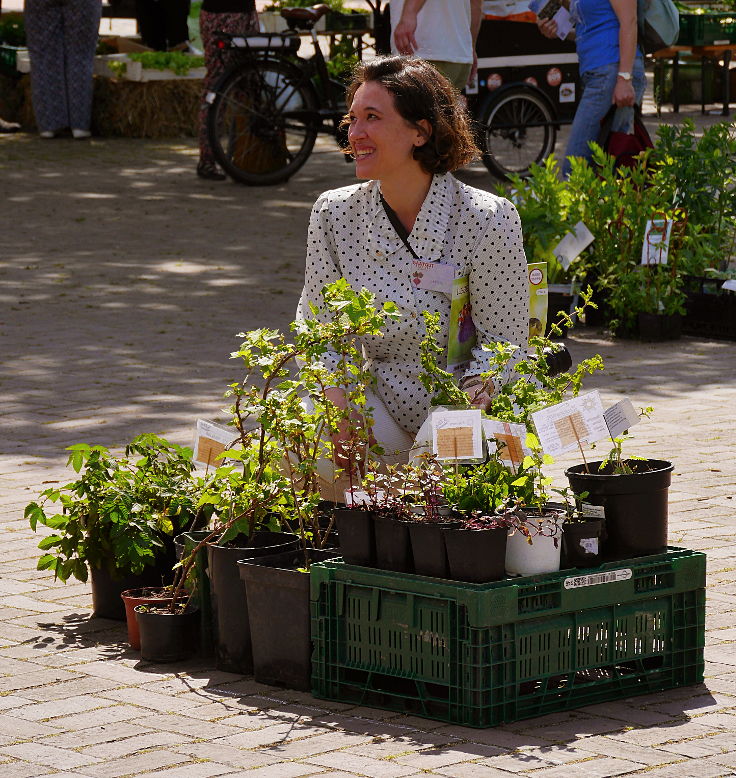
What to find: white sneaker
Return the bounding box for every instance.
[72,129,91,139]
[39,131,55,139]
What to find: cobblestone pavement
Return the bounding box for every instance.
[1,112,735,777]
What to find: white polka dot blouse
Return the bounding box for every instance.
[296,172,529,436]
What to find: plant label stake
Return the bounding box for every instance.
[531,391,609,457]
[193,419,238,469]
[603,397,640,439]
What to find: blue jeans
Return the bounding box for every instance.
[562,58,646,177]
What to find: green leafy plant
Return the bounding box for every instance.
[418,310,472,407]
[25,435,206,583]
[129,51,205,75]
[594,406,653,475]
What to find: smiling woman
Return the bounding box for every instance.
[296,55,529,474]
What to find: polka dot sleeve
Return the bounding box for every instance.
[465,197,529,383]
[295,194,345,373]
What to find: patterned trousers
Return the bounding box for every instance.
[198,9,259,168]
[25,0,101,133]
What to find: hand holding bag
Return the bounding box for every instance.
[596,104,654,169]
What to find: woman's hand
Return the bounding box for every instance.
[324,387,372,474]
[537,17,558,39]
[613,76,635,107]
[462,377,494,412]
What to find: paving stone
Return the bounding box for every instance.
[126,713,244,740]
[81,731,187,759]
[525,756,648,776]
[40,723,148,750]
[171,742,279,770]
[304,750,422,777]
[391,742,507,769]
[0,743,100,770]
[574,735,683,766]
[11,694,109,721]
[79,750,187,777]
[130,766,237,778]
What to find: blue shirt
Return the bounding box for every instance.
[571,0,623,73]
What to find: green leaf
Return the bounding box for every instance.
[38,535,62,550]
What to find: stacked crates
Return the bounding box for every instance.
[311,548,705,727]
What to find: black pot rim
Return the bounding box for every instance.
[207,530,299,551]
[565,459,673,479]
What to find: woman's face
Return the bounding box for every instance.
[347,81,429,182]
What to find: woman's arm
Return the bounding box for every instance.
[464,197,529,403]
[611,0,637,107]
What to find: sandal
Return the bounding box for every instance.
[196,162,227,181]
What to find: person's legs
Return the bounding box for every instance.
[62,0,102,134]
[562,58,647,177]
[162,0,190,49]
[25,0,68,134]
[197,9,258,177]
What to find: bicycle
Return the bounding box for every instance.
[206,4,351,186]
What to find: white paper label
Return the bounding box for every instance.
[482,418,530,468]
[531,391,610,456]
[603,397,639,439]
[410,260,455,293]
[432,409,484,461]
[559,82,575,103]
[722,279,736,292]
[193,419,237,467]
[564,569,632,589]
[579,537,599,555]
[581,502,606,519]
[641,218,673,265]
[553,221,595,270]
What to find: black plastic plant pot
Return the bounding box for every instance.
[565,459,673,558]
[90,559,173,621]
[562,519,605,568]
[374,514,414,573]
[207,531,300,674]
[638,313,682,342]
[444,526,508,583]
[408,521,460,579]
[333,508,375,566]
[238,548,338,691]
[135,604,199,663]
[173,530,214,657]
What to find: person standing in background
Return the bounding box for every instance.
[390,0,482,91]
[24,0,101,138]
[196,0,258,180]
[537,0,645,176]
[134,0,191,51]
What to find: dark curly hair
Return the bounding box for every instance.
[344,56,479,175]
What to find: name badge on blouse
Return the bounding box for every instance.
[410,259,455,293]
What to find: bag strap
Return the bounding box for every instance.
[380,194,420,260]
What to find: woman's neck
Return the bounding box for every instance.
[380,169,433,233]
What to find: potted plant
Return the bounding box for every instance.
[120,584,187,651]
[234,281,399,689]
[565,407,673,559]
[25,434,208,620]
[134,599,200,663]
[551,486,605,568]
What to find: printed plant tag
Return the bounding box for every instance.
[447,275,477,370]
[581,502,606,519]
[193,419,237,467]
[432,409,483,461]
[722,279,736,292]
[553,221,595,271]
[603,397,639,438]
[552,6,573,38]
[531,391,609,456]
[528,262,548,338]
[410,259,456,293]
[641,218,673,265]
[580,537,599,554]
[482,418,531,469]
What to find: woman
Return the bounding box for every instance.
[24,0,101,139]
[296,56,528,466]
[537,0,646,177]
[197,0,259,180]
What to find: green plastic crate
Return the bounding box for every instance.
[678,13,736,46]
[311,548,705,727]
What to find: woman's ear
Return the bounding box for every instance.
[414,119,432,147]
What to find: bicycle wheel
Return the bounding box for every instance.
[207,57,319,186]
[477,87,556,180]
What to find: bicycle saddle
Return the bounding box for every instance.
[280,3,330,28]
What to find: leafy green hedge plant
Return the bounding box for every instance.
[25,435,206,583]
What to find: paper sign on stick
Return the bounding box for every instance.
[193,419,237,467]
[345,488,386,507]
[432,409,484,461]
[641,218,673,265]
[722,279,736,292]
[603,398,640,439]
[482,419,531,468]
[531,391,609,456]
[553,221,595,271]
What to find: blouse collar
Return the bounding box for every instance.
[366,173,453,262]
